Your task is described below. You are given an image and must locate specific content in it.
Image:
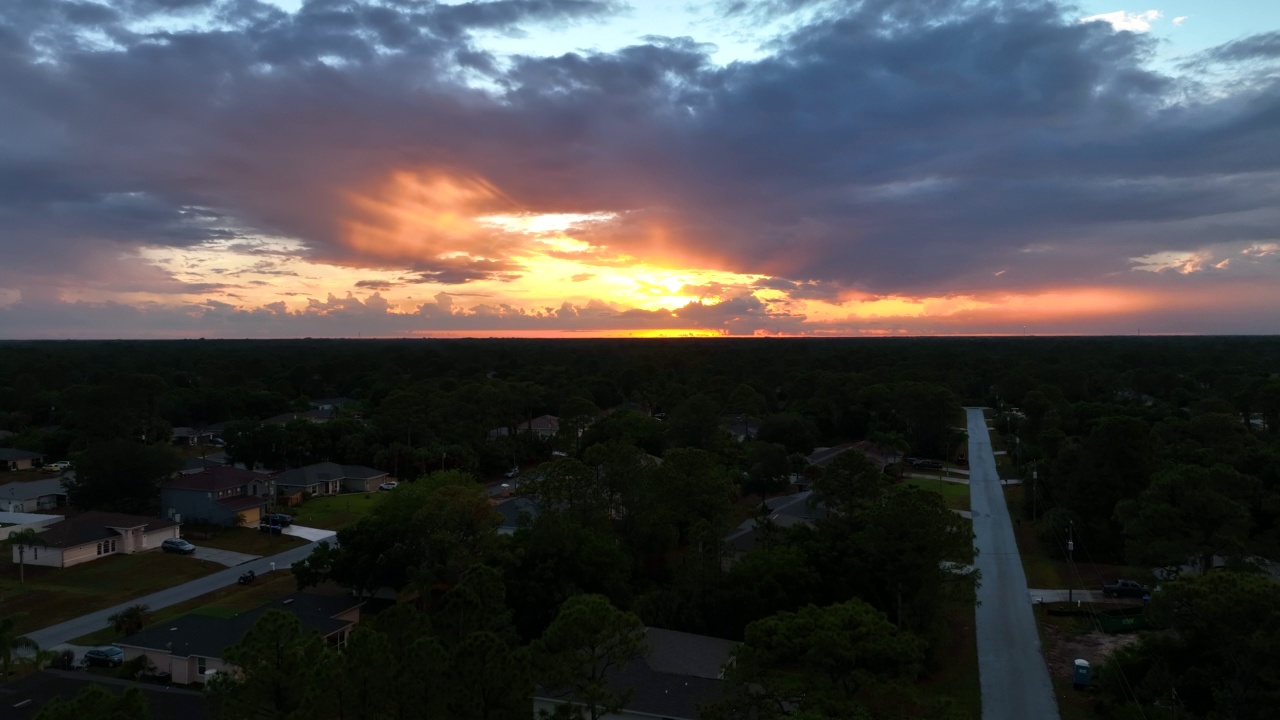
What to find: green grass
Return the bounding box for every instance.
[69,572,300,646]
[195,527,306,555]
[290,493,387,530]
[0,551,224,635]
[903,477,971,512]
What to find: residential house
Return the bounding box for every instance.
[13,511,180,568]
[116,592,363,685]
[1,448,44,471]
[723,491,828,562]
[0,477,68,512]
[533,627,734,720]
[170,427,215,446]
[161,466,269,528]
[0,670,208,719]
[0,511,63,541]
[311,397,357,412]
[264,408,335,425]
[487,415,560,441]
[272,462,388,496]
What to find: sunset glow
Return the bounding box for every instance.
[2,0,1278,338]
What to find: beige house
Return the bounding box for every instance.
[13,511,180,568]
[1,448,43,472]
[116,593,363,685]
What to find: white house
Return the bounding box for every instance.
[12,511,180,568]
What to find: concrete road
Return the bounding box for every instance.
[967,407,1060,720]
[25,537,333,650]
[191,546,260,567]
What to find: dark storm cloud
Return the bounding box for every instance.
[1198,31,1280,64]
[1,0,1278,326]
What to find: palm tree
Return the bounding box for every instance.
[20,648,60,672]
[4,528,47,585]
[108,604,152,636]
[0,614,37,680]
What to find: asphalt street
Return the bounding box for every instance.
[967,407,1061,720]
[25,535,333,650]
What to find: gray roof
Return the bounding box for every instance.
[117,593,361,659]
[537,627,734,720]
[0,477,67,500]
[273,462,386,488]
[0,670,207,720]
[0,448,42,462]
[37,511,178,549]
[645,627,736,679]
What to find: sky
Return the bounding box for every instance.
[1,0,1278,338]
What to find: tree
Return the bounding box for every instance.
[207,609,325,720]
[1117,464,1258,574]
[0,614,37,680]
[740,441,791,501]
[65,439,180,512]
[34,684,149,720]
[811,450,887,514]
[559,397,600,454]
[536,594,649,720]
[709,600,925,720]
[108,603,152,636]
[5,527,47,584]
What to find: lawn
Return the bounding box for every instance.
[194,527,307,555]
[290,492,387,530]
[0,551,223,635]
[70,572,301,646]
[903,477,971,512]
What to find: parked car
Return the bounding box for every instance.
[41,461,71,473]
[379,481,399,491]
[260,523,283,534]
[83,647,124,668]
[263,513,292,527]
[238,570,256,585]
[161,538,197,555]
[1103,579,1151,599]
[504,467,519,479]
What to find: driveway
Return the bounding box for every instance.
[191,546,260,567]
[967,407,1061,720]
[282,524,337,542]
[25,539,329,651]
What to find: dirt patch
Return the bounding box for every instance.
[1042,621,1139,681]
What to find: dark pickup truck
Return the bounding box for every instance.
[1103,579,1150,599]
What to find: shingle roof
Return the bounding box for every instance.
[216,495,265,512]
[35,511,177,549]
[496,496,540,532]
[536,627,735,720]
[0,477,67,500]
[166,466,263,492]
[0,670,208,720]
[272,462,386,488]
[117,593,362,659]
[0,448,42,462]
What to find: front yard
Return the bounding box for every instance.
[903,477,971,512]
[0,551,223,634]
[70,572,301,646]
[289,492,387,530]
[191,527,307,555]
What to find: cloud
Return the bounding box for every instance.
[1079,10,1161,33]
[1,0,1279,335]
[1173,16,1188,26]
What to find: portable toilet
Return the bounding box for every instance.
[1073,659,1091,689]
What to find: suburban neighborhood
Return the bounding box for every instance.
[0,338,1277,720]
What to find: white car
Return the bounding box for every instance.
[504,467,519,479]
[42,461,71,473]
[378,481,399,491]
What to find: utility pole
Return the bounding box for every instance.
[1067,520,1075,603]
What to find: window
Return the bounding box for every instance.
[197,656,207,675]
[96,542,103,556]
[109,539,117,553]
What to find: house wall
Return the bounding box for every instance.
[143,525,180,548]
[12,544,65,568]
[4,457,40,471]
[162,488,238,527]
[177,655,231,685]
[121,647,175,678]
[342,476,382,493]
[238,506,263,528]
[62,538,120,568]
